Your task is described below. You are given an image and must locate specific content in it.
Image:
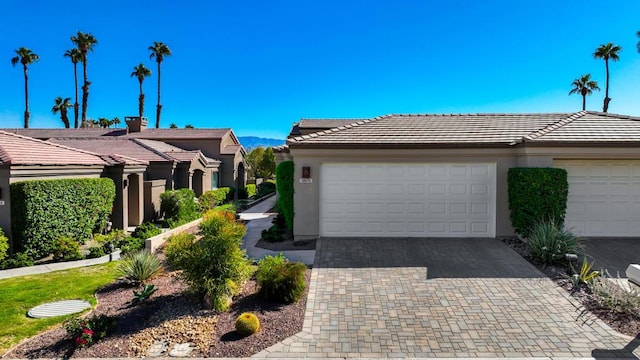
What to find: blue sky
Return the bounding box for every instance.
[0,1,639,139]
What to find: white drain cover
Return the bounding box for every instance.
[27,300,91,318]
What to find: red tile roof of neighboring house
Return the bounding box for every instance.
[0,130,108,166]
[287,111,640,147]
[4,128,125,139]
[48,138,173,162]
[134,139,221,165]
[125,128,232,139]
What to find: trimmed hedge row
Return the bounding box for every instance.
[276,161,294,231]
[10,178,116,259]
[160,188,199,227]
[198,187,232,211]
[507,167,568,237]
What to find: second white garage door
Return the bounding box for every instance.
[555,160,640,237]
[320,163,496,237]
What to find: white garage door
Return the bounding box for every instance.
[320,163,496,237]
[555,160,640,237]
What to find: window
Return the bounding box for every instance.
[211,171,219,189]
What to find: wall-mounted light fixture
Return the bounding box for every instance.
[302,166,311,179]
[123,179,129,188]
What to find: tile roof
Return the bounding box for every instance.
[125,128,231,139]
[298,119,368,129]
[525,112,640,143]
[288,111,640,147]
[5,128,125,139]
[289,113,578,146]
[221,144,243,155]
[135,139,220,165]
[48,138,173,162]
[0,131,108,166]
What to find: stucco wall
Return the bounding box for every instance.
[290,147,528,240]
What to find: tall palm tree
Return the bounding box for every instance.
[593,42,622,113]
[112,117,121,128]
[71,31,98,123]
[148,42,172,128]
[569,74,600,111]
[130,63,152,119]
[637,31,640,53]
[64,48,82,128]
[11,47,39,129]
[52,97,73,128]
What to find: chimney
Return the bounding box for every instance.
[125,116,148,133]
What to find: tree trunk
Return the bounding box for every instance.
[156,61,161,128]
[603,59,610,113]
[61,110,70,128]
[582,95,586,111]
[73,63,79,128]
[81,58,89,122]
[23,64,29,129]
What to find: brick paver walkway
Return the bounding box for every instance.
[255,238,640,358]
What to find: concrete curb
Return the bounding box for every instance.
[0,250,121,280]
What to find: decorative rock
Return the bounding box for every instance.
[27,299,91,318]
[147,340,167,357]
[169,342,194,357]
[626,264,640,286]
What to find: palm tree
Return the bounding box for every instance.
[52,97,73,128]
[148,42,172,128]
[71,31,98,123]
[130,63,152,119]
[637,31,640,53]
[64,48,82,128]
[112,117,121,128]
[569,74,600,111]
[11,47,39,128]
[169,123,178,128]
[593,42,622,112]
[98,117,110,128]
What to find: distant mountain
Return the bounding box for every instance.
[238,136,285,150]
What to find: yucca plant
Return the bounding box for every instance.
[571,258,600,289]
[527,219,583,266]
[131,284,158,305]
[117,250,162,284]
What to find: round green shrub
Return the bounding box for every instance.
[0,227,9,262]
[51,236,83,261]
[235,312,260,335]
[256,254,307,303]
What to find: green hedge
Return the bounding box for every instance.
[276,161,294,231]
[246,184,257,198]
[256,180,276,198]
[10,178,116,259]
[199,187,232,212]
[160,188,199,227]
[507,167,568,237]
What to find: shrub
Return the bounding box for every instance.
[235,312,260,336]
[160,188,199,227]
[527,219,583,266]
[131,284,158,305]
[245,184,257,198]
[164,232,197,270]
[131,222,162,240]
[256,254,307,303]
[591,270,640,317]
[64,314,117,348]
[171,210,252,311]
[256,180,276,198]
[10,178,116,259]
[0,228,8,262]
[276,161,294,231]
[199,187,232,211]
[507,167,568,237]
[261,225,282,242]
[87,246,106,259]
[117,250,162,284]
[50,236,83,261]
[94,230,141,254]
[0,252,34,270]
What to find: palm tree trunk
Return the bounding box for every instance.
[139,81,144,119]
[73,63,79,128]
[156,62,161,128]
[603,59,610,113]
[582,95,586,111]
[81,59,88,123]
[23,64,29,129]
[62,110,70,128]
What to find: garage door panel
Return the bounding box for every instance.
[320,163,496,237]
[555,160,640,237]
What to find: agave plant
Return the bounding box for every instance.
[117,250,162,284]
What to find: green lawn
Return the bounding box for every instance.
[0,262,120,354]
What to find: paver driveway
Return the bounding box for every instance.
[256,238,640,358]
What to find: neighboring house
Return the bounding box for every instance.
[4,116,247,190]
[0,130,148,242]
[285,111,640,241]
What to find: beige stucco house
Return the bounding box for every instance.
[0,130,147,243]
[285,111,640,241]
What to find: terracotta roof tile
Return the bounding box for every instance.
[527,112,640,143]
[48,138,172,162]
[0,131,108,166]
[126,128,231,139]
